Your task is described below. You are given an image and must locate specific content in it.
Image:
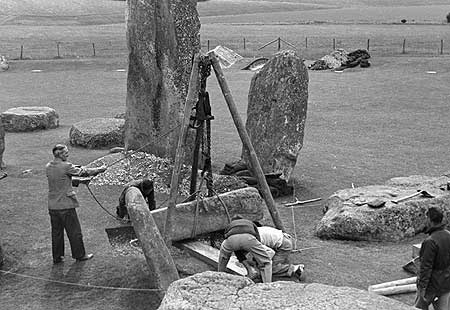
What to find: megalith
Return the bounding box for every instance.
[158,271,415,310]
[125,0,200,159]
[242,50,308,181]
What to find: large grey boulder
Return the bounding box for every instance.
[242,50,308,181]
[125,0,200,160]
[158,271,414,310]
[1,106,59,132]
[316,175,450,241]
[69,118,125,149]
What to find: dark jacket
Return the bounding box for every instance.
[224,219,260,240]
[418,225,450,298]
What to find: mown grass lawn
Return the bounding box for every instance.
[1,0,450,309]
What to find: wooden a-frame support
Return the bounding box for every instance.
[164,52,285,244]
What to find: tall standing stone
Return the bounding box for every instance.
[242,50,308,181]
[125,0,200,159]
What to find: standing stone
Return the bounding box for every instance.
[0,120,5,169]
[242,50,308,181]
[125,0,200,160]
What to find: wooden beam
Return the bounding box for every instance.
[370,284,416,296]
[125,187,179,292]
[368,276,416,292]
[208,51,285,231]
[176,240,247,276]
[165,54,200,244]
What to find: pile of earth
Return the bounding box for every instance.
[308,49,370,70]
[88,151,248,197]
[220,159,293,197]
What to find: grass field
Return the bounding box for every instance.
[1,1,450,309]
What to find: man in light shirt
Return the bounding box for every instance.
[236,223,304,281]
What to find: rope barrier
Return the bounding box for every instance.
[0,269,162,292]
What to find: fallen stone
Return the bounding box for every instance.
[1,106,59,132]
[316,175,450,241]
[158,271,414,310]
[69,117,125,149]
[243,50,308,181]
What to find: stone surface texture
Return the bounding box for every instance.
[316,175,450,241]
[69,118,125,149]
[158,271,414,310]
[1,106,59,132]
[243,50,308,181]
[125,0,200,160]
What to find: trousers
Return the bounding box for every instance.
[49,208,86,260]
[415,291,450,310]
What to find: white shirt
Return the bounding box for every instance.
[257,226,284,250]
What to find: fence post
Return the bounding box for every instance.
[277,37,281,51]
[92,43,96,57]
[56,42,60,58]
[305,37,308,49]
[441,39,444,55]
[333,38,336,50]
[20,45,23,60]
[243,37,246,50]
[402,39,406,54]
[207,40,210,51]
[367,39,370,51]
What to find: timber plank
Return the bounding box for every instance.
[176,240,247,276]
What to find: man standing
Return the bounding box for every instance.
[46,144,107,264]
[218,217,273,283]
[116,178,156,219]
[415,207,450,310]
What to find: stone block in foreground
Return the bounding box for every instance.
[1,106,59,132]
[316,175,450,241]
[69,117,125,149]
[158,271,414,310]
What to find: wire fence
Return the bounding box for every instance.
[1,36,449,61]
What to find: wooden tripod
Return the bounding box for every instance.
[164,52,285,243]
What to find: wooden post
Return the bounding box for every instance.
[441,39,444,55]
[277,37,281,51]
[164,54,200,244]
[333,38,336,50]
[367,39,370,51]
[20,45,23,60]
[305,37,308,49]
[126,187,179,293]
[56,42,60,58]
[207,40,210,51]
[92,43,96,57]
[402,39,406,54]
[243,37,246,50]
[208,51,285,231]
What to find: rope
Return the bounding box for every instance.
[210,188,231,223]
[85,184,129,223]
[0,269,162,292]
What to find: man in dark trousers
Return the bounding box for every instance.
[46,144,107,264]
[116,179,156,219]
[415,207,450,310]
[218,216,273,283]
